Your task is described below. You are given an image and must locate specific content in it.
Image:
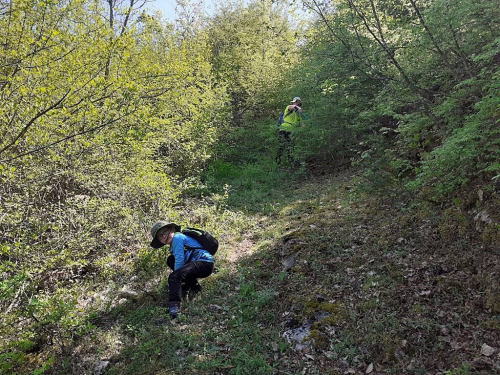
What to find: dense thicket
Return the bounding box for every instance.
[205,0,302,166]
[289,0,500,200]
[0,0,225,369]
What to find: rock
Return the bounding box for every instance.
[281,252,299,271]
[474,211,492,232]
[119,287,139,300]
[419,290,432,297]
[94,360,110,375]
[481,343,495,357]
[117,298,128,306]
[283,322,312,351]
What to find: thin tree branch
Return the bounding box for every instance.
[347,0,442,126]
[408,0,451,69]
[0,89,72,156]
[302,0,389,82]
[119,0,135,37]
[0,108,138,163]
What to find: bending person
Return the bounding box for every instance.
[150,221,215,318]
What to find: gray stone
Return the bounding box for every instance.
[119,287,139,300]
[94,360,110,375]
[281,252,299,271]
[481,343,495,357]
[283,322,312,350]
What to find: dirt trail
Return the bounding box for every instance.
[237,172,500,374]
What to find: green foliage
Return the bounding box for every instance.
[204,157,300,213]
[409,44,500,198]
[0,0,227,368]
[444,362,474,375]
[293,0,500,199]
[208,0,299,117]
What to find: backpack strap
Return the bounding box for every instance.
[185,245,203,250]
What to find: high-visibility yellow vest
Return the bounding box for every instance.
[278,106,301,132]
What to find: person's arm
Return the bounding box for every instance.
[170,234,186,270]
[287,104,302,113]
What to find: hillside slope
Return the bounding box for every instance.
[49,170,500,375]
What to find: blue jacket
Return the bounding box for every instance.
[170,233,214,270]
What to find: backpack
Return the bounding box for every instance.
[277,108,294,126]
[277,110,286,125]
[182,227,219,255]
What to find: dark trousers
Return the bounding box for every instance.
[276,130,294,165]
[167,255,214,307]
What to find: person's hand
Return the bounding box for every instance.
[296,106,303,114]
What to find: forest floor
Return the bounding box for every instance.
[50,167,500,375]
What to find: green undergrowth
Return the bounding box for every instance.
[9,167,500,375]
[203,158,306,214]
[106,282,284,374]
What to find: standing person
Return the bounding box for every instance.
[150,221,215,318]
[276,96,304,165]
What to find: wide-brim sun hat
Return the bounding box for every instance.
[291,96,302,103]
[150,220,181,248]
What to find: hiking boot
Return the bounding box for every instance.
[169,305,181,319]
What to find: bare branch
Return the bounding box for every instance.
[119,0,135,36]
[302,0,390,82]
